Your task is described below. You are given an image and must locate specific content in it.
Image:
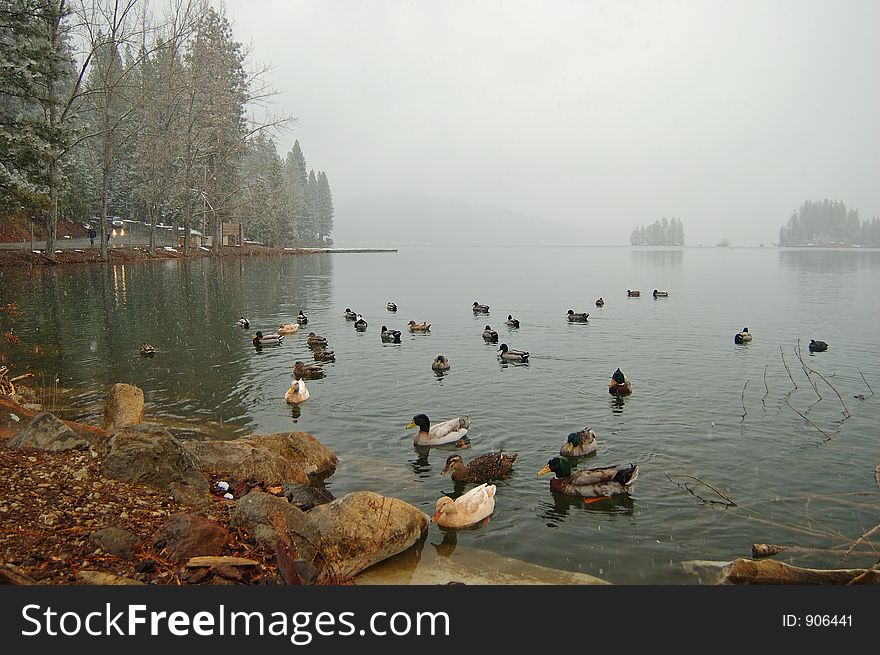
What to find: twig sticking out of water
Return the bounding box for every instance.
[752,543,878,560]
[740,380,749,424]
[875,465,879,490]
[858,368,874,397]
[795,339,851,417]
[795,343,822,399]
[780,346,797,391]
[784,399,833,441]
[665,473,737,507]
[761,365,769,407]
[841,523,880,564]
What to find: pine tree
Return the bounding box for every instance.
[317,170,334,243]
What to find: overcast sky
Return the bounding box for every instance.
[222,0,880,246]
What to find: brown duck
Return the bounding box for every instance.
[441,452,518,483]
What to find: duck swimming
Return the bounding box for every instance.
[387,302,397,312]
[627,290,641,297]
[284,379,310,404]
[472,302,490,313]
[408,320,431,332]
[408,414,470,446]
[539,457,638,498]
[560,428,597,457]
[482,325,499,342]
[293,361,324,379]
[313,348,335,362]
[381,326,402,343]
[139,343,156,357]
[809,339,828,352]
[734,327,752,344]
[432,354,451,371]
[608,368,632,395]
[278,323,299,335]
[354,314,368,331]
[506,314,520,328]
[343,308,357,320]
[441,452,518,483]
[567,309,589,322]
[432,483,496,528]
[306,332,328,347]
[237,317,250,329]
[253,331,283,347]
[653,289,669,298]
[595,298,605,307]
[296,310,308,325]
[499,344,529,362]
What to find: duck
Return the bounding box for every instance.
[380,326,402,343]
[560,428,597,457]
[441,452,518,483]
[653,289,669,298]
[293,361,324,379]
[278,323,299,335]
[734,327,752,344]
[538,457,638,498]
[296,310,308,325]
[608,368,632,395]
[408,320,431,332]
[809,339,828,352]
[387,302,398,312]
[313,348,336,362]
[252,330,283,347]
[139,343,156,357]
[432,483,496,528]
[343,308,358,320]
[432,354,451,372]
[567,309,589,322]
[354,314,368,331]
[499,344,529,362]
[284,379,310,404]
[237,317,250,329]
[482,325,499,342]
[627,290,641,297]
[505,314,520,328]
[408,414,470,446]
[595,298,605,307]
[472,302,490,313]
[306,332,328,347]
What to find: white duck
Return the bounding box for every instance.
[285,379,310,404]
[432,483,496,528]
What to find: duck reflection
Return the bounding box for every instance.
[431,530,458,558]
[610,396,626,414]
[540,492,635,524]
[410,440,470,476]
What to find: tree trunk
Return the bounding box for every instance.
[212,209,220,256]
[99,168,109,262]
[45,160,58,262]
[147,200,156,257]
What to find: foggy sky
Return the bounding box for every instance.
[222,0,880,246]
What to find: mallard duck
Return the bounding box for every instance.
[567,309,589,322]
[608,368,632,395]
[408,320,431,332]
[253,330,283,347]
[432,483,496,528]
[237,317,250,329]
[441,452,517,483]
[653,289,669,298]
[499,343,529,362]
[538,457,638,498]
[278,323,299,335]
[296,310,308,325]
[809,339,828,352]
[734,327,752,344]
[627,290,641,297]
[306,332,328,347]
[313,348,335,362]
[381,326,401,343]
[472,302,490,313]
[293,361,324,379]
[354,314,368,331]
[482,325,498,342]
[595,298,605,307]
[387,302,397,312]
[432,354,451,371]
[139,343,156,357]
[343,308,358,320]
[284,379,310,404]
[560,428,597,457]
[408,414,470,446]
[506,314,520,328]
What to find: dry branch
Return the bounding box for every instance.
[725,558,880,585]
[762,364,769,406]
[666,473,737,506]
[784,399,833,441]
[796,339,850,416]
[752,543,878,559]
[740,379,749,424]
[858,368,874,396]
[780,345,798,390]
[841,523,880,564]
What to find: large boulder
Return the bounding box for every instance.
[183,432,337,487]
[89,527,140,559]
[7,412,90,451]
[152,514,229,563]
[103,383,145,431]
[100,423,209,505]
[230,491,320,560]
[307,492,428,579]
[283,483,334,510]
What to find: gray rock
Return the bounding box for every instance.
[283,483,334,510]
[7,412,90,451]
[183,431,337,487]
[230,491,320,562]
[103,383,145,431]
[152,513,229,563]
[89,527,140,559]
[100,424,209,504]
[308,491,429,579]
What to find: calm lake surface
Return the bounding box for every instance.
[2,246,879,583]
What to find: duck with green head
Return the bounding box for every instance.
[408,413,470,446]
[560,428,597,457]
[253,331,283,346]
[538,457,638,498]
[482,325,498,342]
[608,368,632,395]
[499,344,529,362]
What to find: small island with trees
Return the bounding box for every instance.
[630,218,685,246]
[778,199,880,247]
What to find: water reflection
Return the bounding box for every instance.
[610,396,626,414]
[540,492,635,524]
[430,530,458,557]
[779,248,880,273]
[630,247,684,269]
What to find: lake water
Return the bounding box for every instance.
[2,246,879,583]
